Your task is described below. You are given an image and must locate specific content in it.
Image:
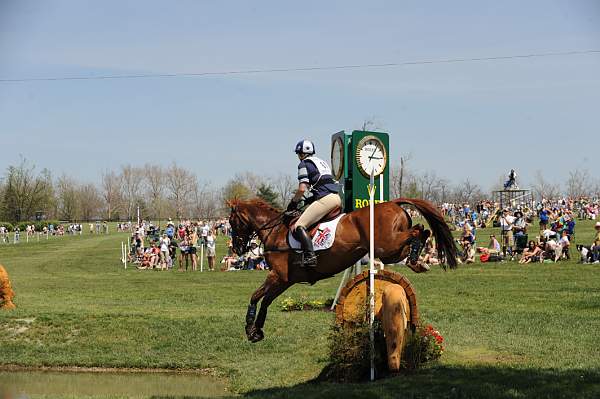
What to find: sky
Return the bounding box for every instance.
[1,0,599,190]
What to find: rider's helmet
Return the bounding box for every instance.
[294,139,315,155]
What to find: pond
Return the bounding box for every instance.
[0,370,229,398]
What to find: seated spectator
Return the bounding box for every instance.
[477,234,501,255]
[245,241,263,270]
[519,241,542,264]
[559,230,570,260]
[461,225,475,245]
[421,237,440,266]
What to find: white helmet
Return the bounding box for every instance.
[294,139,315,155]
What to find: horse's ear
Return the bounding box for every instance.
[225,200,236,212]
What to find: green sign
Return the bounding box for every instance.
[331,130,390,212]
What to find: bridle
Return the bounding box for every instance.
[230,207,295,255]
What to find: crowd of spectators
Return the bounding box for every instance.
[431,197,600,265]
[127,218,267,272]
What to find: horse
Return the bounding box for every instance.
[228,197,457,343]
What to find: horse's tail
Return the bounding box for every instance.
[393,198,458,269]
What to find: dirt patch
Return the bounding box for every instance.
[455,347,527,364]
[0,364,216,375]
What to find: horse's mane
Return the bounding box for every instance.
[229,198,280,215]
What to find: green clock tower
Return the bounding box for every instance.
[330,130,390,212]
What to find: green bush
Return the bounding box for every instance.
[279,297,334,311]
[321,320,388,382]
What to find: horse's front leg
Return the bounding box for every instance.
[246,281,268,337]
[248,279,292,343]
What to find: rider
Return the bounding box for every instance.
[287,139,341,267]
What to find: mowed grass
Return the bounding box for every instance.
[0,220,599,398]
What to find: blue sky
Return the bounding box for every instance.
[1,0,599,189]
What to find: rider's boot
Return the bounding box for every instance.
[294,226,317,268]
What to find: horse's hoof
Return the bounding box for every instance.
[247,326,264,343]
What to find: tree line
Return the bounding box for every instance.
[0,157,597,223]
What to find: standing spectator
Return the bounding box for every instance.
[159,234,170,270]
[201,222,209,245]
[513,211,527,236]
[500,209,515,256]
[206,230,216,271]
[539,207,551,232]
[592,222,600,264]
[165,223,174,239]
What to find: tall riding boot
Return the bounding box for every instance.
[294,226,317,267]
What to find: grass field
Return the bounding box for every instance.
[0,220,599,398]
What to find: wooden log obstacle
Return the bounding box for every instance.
[335,269,418,372]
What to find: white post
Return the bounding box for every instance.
[137,206,140,227]
[368,168,376,381]
[200,243,204,272]
[26,233,29,243]
[379,173,384,203]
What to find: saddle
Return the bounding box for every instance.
[286,206,342,236]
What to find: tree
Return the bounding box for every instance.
[56,175,80,221]
[222,180,253,203]
[390,154,412,198]
[565,169,590,199]
[144,164,165,221]
[165,163,197,219]
[531,170,561,201]
[270,173,295,208]
[78,183,102,221]
[257,184,281,209]
[101,170,123,221]
[2,158,54,222]
[120,165,144,221]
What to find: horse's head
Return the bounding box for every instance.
[228,200,254,256]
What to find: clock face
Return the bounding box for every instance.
[331,137,344,180]
[355,135,387,177]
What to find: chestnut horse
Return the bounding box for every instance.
[228,198,457,342]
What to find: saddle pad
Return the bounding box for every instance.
[287,214,345,251]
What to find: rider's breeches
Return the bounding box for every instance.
[296,193,341,229]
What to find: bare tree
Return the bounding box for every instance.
[193,180,220,219]
[144,164,165,221]
[566,169,590,199]
[120,165,144,221]
[56,175,80,221]
[390,154,412,198]
[165,163,197,219]
[531,170,561,201]
[78,183,102,221]
[101,170,123,221]
[451,178,483,204]
[271,173,296,207]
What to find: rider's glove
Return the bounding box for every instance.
[286,201,298,212]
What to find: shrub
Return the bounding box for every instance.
[279,297,334,311]
[321,320,387,382]
[321,319,445,381]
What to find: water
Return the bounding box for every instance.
[0,370,228,398]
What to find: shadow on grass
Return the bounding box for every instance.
[239,365,600,399]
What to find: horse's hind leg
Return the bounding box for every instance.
[248,278,292,343]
